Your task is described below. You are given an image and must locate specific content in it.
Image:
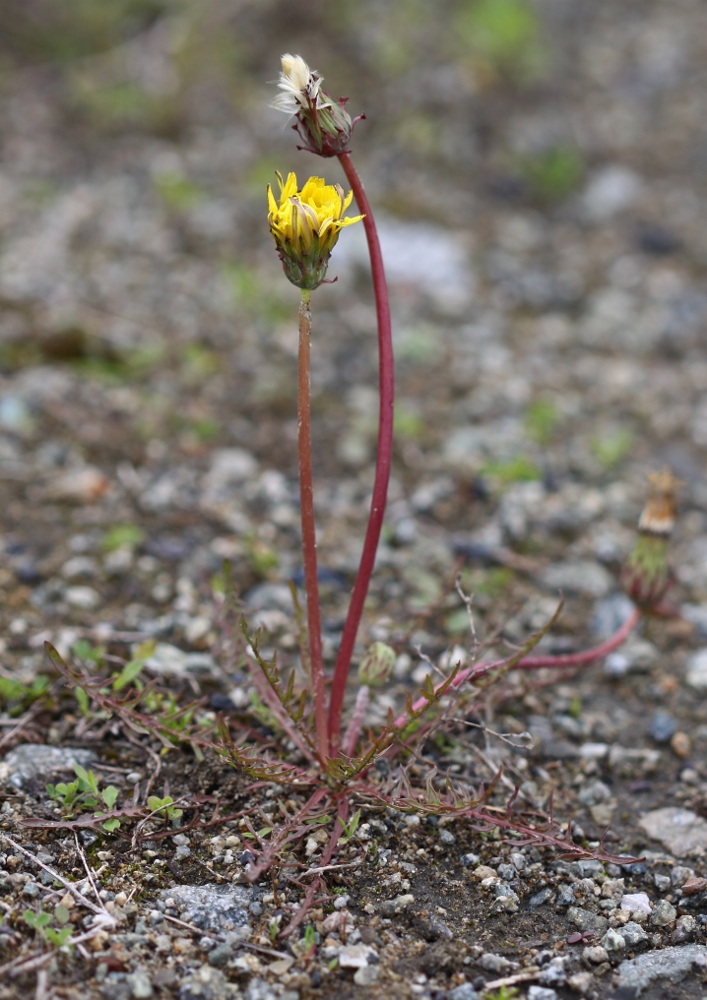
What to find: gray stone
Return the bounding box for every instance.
[556,885,576,907]
[583,945,609,965]
[648,710,677,743]
[338,944,376,969]
[602,928,626,952]
[159,885,251,943]
[353,965,379,986]
[685,648,707,690]
[673,915,696,943]
[638,807,707,857]
[126,970,153,999]
[144,643,216,678]
[378,893,414,916]
[207,943,233,968]
[478,953,518,974]
[615,944,707,996]
[64,585,100,610]
[100,982,132,1000]
[651,899,677,927]
[334,215,473,307]
[0,744,96,789]
[583,166,643,221]
[243,981,277,1000]
[621,921,649,947]
[529,887,555,909]
[540,560,613,598]
[621,893,652,916]
[578,779,612,806]
[593,593,636,641]
[567,971,594,995]
[538,956,570,986]
[179,965,233,1000]
[527,988,558,1000]
[446,986,479,1000]
[671,865,695,886]
[567,907,609,934]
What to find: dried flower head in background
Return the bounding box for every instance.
[271,53,363,157]
[621,469,681,610]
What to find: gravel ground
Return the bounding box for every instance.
[2,1,707,998]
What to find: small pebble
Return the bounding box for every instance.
[671,732,691,758]
[648,710,676,743]
[652,899,677,927]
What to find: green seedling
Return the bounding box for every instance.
[524,398,560,445]
[146,795,184,823]
[0,675,49,715]
[153,172,204,211]
[302,924,317,955]
[112,640,155,692]
[480,455,542,485]
[101,524,145,553]
[337,810,361,844]
[591,427,633,468]
[244,534,279,578]
[520,146,584,203]
[24,906,73,949]
[46,764,121,832]
[456,0,545,81]
[483,987,520,1000]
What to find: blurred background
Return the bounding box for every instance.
[1,0,707,655]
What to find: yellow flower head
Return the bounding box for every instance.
[267,172,364,290]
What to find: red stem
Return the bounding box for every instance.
[394,606,641,729]
[328,151,394,749]
[297,290,328,763]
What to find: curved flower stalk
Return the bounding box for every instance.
[266,170,363,763]
[272,54,394,750]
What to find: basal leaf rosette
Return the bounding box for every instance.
[267,171,363,290]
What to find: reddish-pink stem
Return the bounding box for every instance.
[328,151,394,749]
[297,290,328,763]
[394,606,641,729]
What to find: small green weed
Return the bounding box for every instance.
[153,172,204,211]
[146,795,184,823]
[0,675,49,715]
[46,764,121,833]
[519,145,585,204]
[23,905,73,949]
[524,398,560,445]
[591,427,633,468]
[101,524,145,553]
[483,987,520,1000]
[456,0,546,82]
[337,809,361,844]
[480,455,542,485]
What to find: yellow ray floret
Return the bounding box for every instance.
[267,172,364,289]
[268,172,363,252]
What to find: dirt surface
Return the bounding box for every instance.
[2,2,707,998]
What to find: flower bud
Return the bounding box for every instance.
[267,172,363,290]
[357,642,396,687]
[271,53,363,158]
[620,469,680,610]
